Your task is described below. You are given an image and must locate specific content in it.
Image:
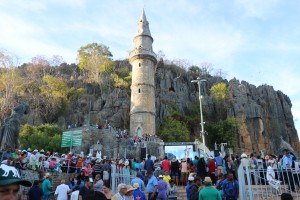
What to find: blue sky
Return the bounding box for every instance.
[1,0,300,139]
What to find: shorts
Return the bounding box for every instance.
[181,172,189,176]
[171,171,179,177]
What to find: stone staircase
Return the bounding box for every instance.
[176,186,187,200]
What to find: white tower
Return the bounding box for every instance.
[129,9,157,137]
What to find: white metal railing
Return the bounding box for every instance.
[110,165,137,193]
[238,162,300,200]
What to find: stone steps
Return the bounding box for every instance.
[177,186,187,200]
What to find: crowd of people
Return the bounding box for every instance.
[1,144,299,200]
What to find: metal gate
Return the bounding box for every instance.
[110,165,136,193]
[238,162,300,199]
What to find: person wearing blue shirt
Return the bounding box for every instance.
[1,146,12,161]
[281,149,295,192]
[135,161,141,171]
[146,171,158,200]
[186,176,194,200]
[222,173,239,200]
[192,156,198,169]
[215,153,224,175]
[133,183,146,200]
[144,155,154,172]
[131,172,145,191]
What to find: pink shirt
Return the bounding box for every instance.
[180,161,188,172]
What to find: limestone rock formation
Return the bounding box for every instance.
[64,65,299,155]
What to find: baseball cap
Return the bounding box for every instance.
[0,164,32,187]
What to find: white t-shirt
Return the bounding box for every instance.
[44,160,49,169]
[55,184,70,200]
[267,159,277,169]
[71,190,79,200]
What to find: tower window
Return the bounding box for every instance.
[138,88,141,93]
[139,63,141,67]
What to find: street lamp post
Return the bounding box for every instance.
[191,77,207,155]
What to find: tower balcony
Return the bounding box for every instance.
[129,48,157,64]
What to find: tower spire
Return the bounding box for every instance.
[135,8,152,37]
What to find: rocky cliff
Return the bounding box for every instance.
[18,62,299,155]
[156,66,300,155]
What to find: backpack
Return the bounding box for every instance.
[216,180,224,190]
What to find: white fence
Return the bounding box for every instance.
[110,165,137,193]
[238,162,300,199]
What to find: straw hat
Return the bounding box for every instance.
[126,185,136,192]
[204,177,212,183]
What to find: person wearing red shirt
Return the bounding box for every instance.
[161,156,171,173]
[76,155,83,173]
[207,156,216,184]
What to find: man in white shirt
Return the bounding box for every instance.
[29,149,38,170]
[55,179,71,200]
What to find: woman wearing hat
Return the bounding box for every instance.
[125,185,136,200]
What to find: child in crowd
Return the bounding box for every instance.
[163,170,171,185]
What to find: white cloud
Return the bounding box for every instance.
[0,0,47,13]
[234,0,280,19]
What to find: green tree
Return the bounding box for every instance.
[110,74,129,89]
[157,116,190,142]
[20,124,65,152]
[210,82,230,120]
[210,82,230,103]
[188,65,201,75]
[77,43,115,93]
[0,51,23,120]
[38,75,84,123]
[205,117,240,149]
[77,43,112,70]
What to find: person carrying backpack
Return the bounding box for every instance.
[189,177,202,200]
[216,173,225,198]
[222,172,239,200]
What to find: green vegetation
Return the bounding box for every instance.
[210,82,230,103]
[77,43,115,93]
[210,82,231,120]
[205,117,240,149]
[157,116,190,142]
[20,124,65,152]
